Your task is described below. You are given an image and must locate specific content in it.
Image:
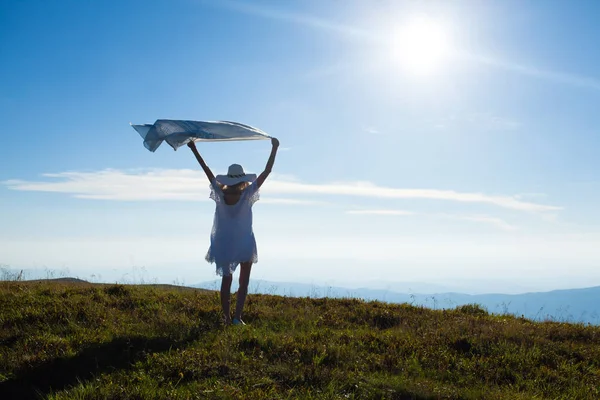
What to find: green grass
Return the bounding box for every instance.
[1,281,599,399]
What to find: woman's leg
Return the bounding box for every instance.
[234,262,252,321]
[220,274,233,324]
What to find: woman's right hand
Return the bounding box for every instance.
[271,137,280,148]
[187,140,197,149]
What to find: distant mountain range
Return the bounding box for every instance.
[4,267,599,325]
[192,279,600,325]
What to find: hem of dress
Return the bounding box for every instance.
[205,255,258,277]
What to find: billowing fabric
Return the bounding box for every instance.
[131,120,271,152]
[205,179,260,276]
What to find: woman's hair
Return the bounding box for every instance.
[222,181,249,193]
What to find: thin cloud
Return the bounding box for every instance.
[464,113,521,131]
[440,214,517,231]
[363,126,383,135]
[466,54,600,92]
[434,112,521,132]
[4,169,204,201]
[213,0,371,40]
[514,192,547,200]
[261,198,326,206]
[347,209,415,216]
[269,180,560,212]
[347,209,517,231]
[3,169,561,213]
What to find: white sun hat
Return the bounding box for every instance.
[216,164,257,186]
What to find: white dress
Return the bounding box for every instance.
[205,179,260,276]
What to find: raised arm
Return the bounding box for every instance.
[255,137,279,189]
[187,141,215,183]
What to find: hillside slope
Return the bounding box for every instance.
[1,281,599,399]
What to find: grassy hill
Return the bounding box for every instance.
[1,281,599,399]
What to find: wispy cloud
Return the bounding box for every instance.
[514,192,547,200]
[439,214,517,231]
[269,180,560,212]
[464,112,520,131]
[433,112,521,132]
[213,0,371,40]
[347,209,517,231]
[347,209,415,216]
[363,126,383,135]
[3,169,561,213]
[4,169,204,201]
[261,198,326,206]
[2,169,313,205]
[470,54,600,91]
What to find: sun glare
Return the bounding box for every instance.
[391,16,450,75]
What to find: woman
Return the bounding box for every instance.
[188,138,279,325]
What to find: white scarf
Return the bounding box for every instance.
[131,119,271,152]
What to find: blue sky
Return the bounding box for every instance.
[1,0,600,293]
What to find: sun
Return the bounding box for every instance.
[391,16,450,75]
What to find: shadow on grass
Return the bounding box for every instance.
[0,327,209,399]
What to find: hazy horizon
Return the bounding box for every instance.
[3,264,598,296]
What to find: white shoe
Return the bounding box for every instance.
[232,318,246,326]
